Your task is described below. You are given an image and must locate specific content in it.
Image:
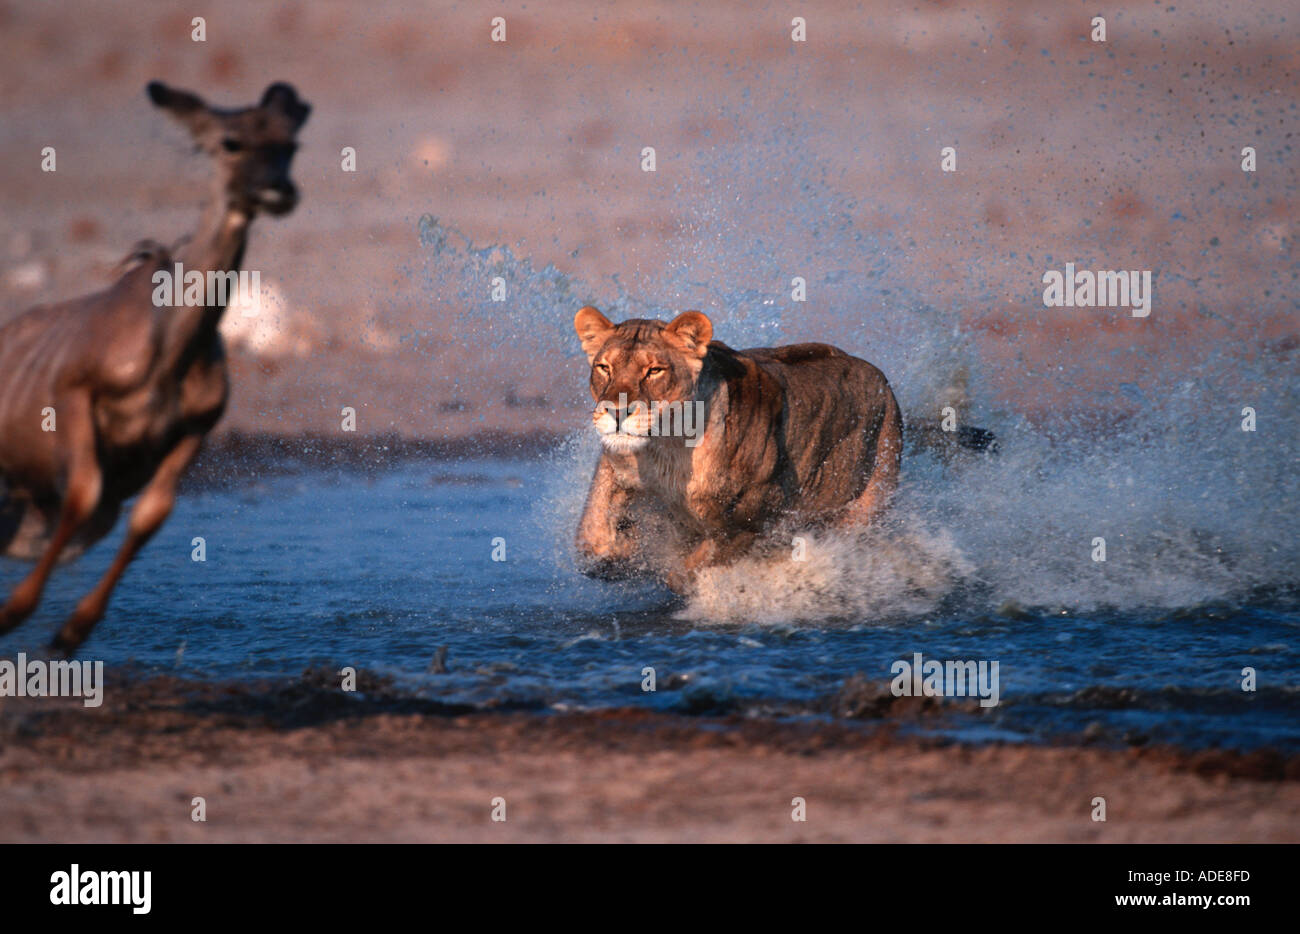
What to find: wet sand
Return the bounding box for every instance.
[1,673,1296,843]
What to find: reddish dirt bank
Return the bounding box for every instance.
[1,674,1296,843]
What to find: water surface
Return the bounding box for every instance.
[3,453,1295,751]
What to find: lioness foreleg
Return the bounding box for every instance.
[664,530,760,594]
[575,457,639,578]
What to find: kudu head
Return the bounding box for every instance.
[146,80,310,217]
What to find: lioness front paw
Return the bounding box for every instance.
[576,538,639,579]
[663,567,696,595]
[578,555,639,581]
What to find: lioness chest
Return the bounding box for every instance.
[608,438,705,528]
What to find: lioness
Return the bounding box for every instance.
[573,306,903,591]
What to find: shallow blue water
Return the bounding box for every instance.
[2,456,1296,751]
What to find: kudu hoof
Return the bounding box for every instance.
[48,630,83,657]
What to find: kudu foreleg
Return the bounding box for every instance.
[53,434,202,653]
[0,395,101,634]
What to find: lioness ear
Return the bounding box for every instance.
[664,311,712,359]
[574,306,614,362]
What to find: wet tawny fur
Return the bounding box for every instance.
[0,81,309,651]
[573,307,902,591]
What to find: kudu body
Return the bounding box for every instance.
[0,81,309,651]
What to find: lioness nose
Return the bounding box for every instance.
[597,399,640,427]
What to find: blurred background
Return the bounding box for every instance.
[0,0,1294,437]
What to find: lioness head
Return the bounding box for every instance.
[573,306,713,454]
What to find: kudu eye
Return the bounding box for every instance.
[220,138,244,153]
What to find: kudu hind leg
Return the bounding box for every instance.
[53,435,202,653]
[0,396,101,634]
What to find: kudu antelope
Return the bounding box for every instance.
[0,81,310,651]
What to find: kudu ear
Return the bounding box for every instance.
[664,311,712,359]
[574,306,614,362]
[260,82,311,131]
[146,81,213,136]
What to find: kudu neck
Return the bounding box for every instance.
[177,181,252,285]
[163,179,254,359]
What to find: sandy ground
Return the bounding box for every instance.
[1,674,1297,843]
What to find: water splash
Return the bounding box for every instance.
[414,139,1299,623]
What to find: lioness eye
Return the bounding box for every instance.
[221,138,244,153]
[646,367,665,377]
[594,363,610,373]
